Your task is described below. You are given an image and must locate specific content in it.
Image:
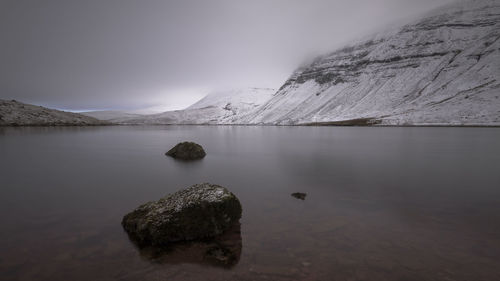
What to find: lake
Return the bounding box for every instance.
[1,126,500,281]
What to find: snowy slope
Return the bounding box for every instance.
[187,88,274,111]
[0,99,106,126]
[113,88,275,124]
[238,0,500,125]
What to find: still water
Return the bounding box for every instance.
[1,126,500,281]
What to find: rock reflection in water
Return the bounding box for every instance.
[126,222,242,268]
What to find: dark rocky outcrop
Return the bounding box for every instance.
[165,142,206,160]
[122,183,242,247]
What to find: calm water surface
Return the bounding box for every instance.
[1,126,500,281]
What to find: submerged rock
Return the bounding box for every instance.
[291,192,307,200]
[165,142,206,160]
[131,222,242,268]
[122,183,242,246]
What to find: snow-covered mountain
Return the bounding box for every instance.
[112,88,275,124]
[66,0,500,127]
[0,99,106,126]
[237,0,500,125]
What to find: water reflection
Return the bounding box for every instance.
[126,223,242,268]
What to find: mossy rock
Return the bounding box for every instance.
[122,183,242,246]
[166,142,206,160]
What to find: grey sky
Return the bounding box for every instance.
[0,0,453,112]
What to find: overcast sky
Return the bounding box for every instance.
[0,0,454,112]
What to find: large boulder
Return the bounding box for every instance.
[122,183,242,246]
[165,142,206,160]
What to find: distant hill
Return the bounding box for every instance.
[80,110,143,121]
[112,88,276,124]
[0,99,107,126]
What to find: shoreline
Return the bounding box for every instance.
[2,123,500,128]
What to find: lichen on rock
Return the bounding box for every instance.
[165,142,206,160]
[122,183,242,247]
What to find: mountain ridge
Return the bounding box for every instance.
[235,0,500,125]
[109,0,499,126]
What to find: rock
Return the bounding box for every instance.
[122,183,242,246]
[204,224,242,267]
[130,222,242,268]
[165,142,206,160]
[291,192,307,200]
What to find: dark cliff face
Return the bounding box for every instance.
[240,0,500,125]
